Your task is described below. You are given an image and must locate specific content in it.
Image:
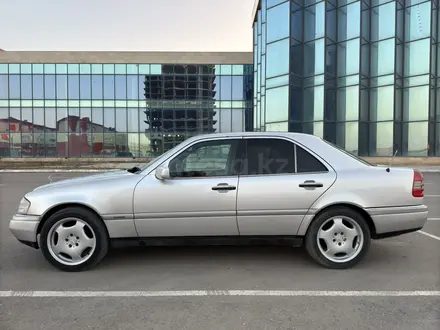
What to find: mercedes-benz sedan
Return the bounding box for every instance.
[10,132,428,272]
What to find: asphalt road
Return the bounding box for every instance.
[1,172,439,330]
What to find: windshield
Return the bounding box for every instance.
[322,139,374,166]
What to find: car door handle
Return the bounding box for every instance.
[299,180,323,188]
[212,183,236,191]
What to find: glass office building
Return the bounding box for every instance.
[253,0,440,156]
[0,55,253,158]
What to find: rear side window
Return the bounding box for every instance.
[243,138,327,175]
[296,145,328,173]
[245,138,295,175]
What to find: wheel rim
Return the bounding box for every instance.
[316,216,364,263]
[46,218,96,266]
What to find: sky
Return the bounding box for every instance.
[0,0,255,51]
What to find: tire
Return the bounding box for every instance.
[304,207,371,269]
[39,207,109,272]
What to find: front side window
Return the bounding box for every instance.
[169,139,239,178]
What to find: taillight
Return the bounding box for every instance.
[412,170,424,198]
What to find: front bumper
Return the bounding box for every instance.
[9,214,40,247]
[367,204,428,235]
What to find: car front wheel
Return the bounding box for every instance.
[39,207,109,272]
[304,207,371,269]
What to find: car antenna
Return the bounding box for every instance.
[386,149,398,172]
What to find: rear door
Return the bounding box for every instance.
[236,136,337,236]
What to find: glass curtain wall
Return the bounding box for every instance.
[0,63,253,158]
[253,0,440,156]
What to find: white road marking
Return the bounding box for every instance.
[418,231,440,241]
[427,218,440,221]
[0,290,439,298]
[424,195,440,198]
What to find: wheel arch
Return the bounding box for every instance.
[36,203,109,239]
[303,203,377,238]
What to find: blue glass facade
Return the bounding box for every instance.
[253,0,440,156]
[0,63,253,157]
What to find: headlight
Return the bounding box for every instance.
[17,197,31,215]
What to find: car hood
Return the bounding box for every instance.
[33,170,134,191]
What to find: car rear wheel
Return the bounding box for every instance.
[304,207,371,269]
[40,207,109,272]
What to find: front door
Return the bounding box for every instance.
[133,138,242,237]
[236,137,337,236]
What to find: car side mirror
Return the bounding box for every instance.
[155,166,170,180]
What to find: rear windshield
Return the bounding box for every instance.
[322,140,374,166]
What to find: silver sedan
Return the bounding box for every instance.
[9,132,428,272]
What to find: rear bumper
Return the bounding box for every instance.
[366,205,428,236]
[9,214,40,247]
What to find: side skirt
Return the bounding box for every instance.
[110,236,304,249]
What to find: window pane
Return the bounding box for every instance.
[403,85,429,121]
[68,75,80,99]
[80,75,91,99]
[338,1,360,41]
[92,75,103,99]
[231,76,244,100]
[92,108,104,131]
[114,75,127,99]
[371,39,395,77]
[337,38,360,76]
[115,109,127,132]
[21,75,32,99]
[336,121,359,154]
[45,75,56,99]
[32,75,44,99]
[304,2,325,42]
[56,75,68,99]
[127,75,139,100]
[296,144,328,172]
[219,108,232,132]
[103,75,115,99]
[266,86,289,122]
[371,1,396,41]
[403,121,428,156]
[404,38,430,76]
[169,139,237,177]
[231,109,245,131]
[267,2,290,43]
[9,75,20,99]
[104,108,115,129]
[0,75,8,99]
[245,138,295,175]
[404,2,431,41]
[266,38,290,78]
[267,0,286,8]
[56,64,67,74]
[304,38,325,77]
[369,121,393,156]
[291,9,303,41]
[220,76,232,100]
[303,86,324,121]
[0,64,7,74]
[370,85,394,121]
[45,108,56,131]
[337,86,359,121]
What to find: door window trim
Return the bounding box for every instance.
[240,136,332,177]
